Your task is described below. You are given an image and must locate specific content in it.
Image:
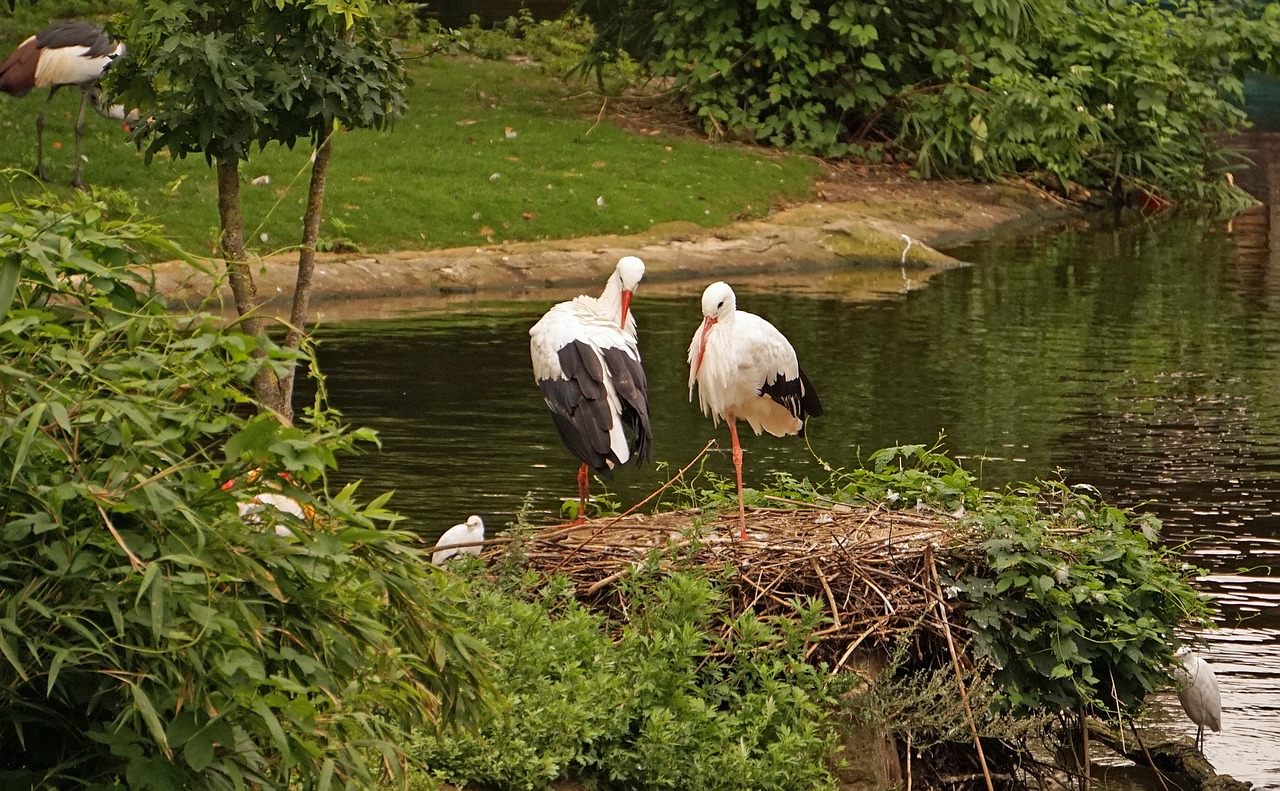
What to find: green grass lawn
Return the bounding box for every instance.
[0,49,822,259]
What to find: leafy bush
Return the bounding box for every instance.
[945,480,1210,718]
[823,444,1208,718]
[670,443,1209,723]
[588,0,1280,208]
[448,10,600,76]
[0,194,489,789]
[414,569,842,790]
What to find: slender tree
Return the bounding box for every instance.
[107,0,407,421]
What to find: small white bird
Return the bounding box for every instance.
[432,515,486,565]
[0,20,129,188]
[529,256,652,521]
[238,492,309,538]
[688,282,822,539]
[1173,647,1222,752]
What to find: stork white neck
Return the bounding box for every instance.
[599,255,645,330]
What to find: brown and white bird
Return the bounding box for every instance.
[0,20,129,188]
[688,281,822,539]
[529,256,652,521]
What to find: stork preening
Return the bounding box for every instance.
[0,20,130,189]
[529,256,652,521]
[1173,647,1222,752]
[688,282,822,539]
[432,515,486,565]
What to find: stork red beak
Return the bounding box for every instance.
[692,315,717,379]
[620,289,633,328]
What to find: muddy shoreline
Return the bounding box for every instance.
[150,172,1074,322]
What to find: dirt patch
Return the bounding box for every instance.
[150,162,1074,321]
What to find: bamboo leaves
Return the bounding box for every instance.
[0,195,491,787]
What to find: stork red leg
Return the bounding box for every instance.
[576,462,591,523]
[726,413,748,540]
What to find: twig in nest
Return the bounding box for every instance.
[928,546,995,791]
[548,439,715,573]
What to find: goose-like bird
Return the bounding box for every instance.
[688,281,822,539]
[1174,647,1222,752]
[432,515,486,565]
[529,256,652,521]
[0,20,129,188]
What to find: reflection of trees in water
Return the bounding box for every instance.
[1225,131,1280,308]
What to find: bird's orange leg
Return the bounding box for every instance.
[576,462,591,524]
[727,414,748,540]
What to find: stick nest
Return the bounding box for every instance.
[496,501,982,671]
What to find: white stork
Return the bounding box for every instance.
[1174,647,1222,752]
[432,515,486,566]
[0,20,130,189]
[529,255,653,521]
[688,281,822,539]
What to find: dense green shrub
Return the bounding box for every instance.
[581,0,1280,208]
[946,479,1210,717]
[0,194,489,789]
[792,444,1209,720]
[671,443,1210,721]
[415,568,842,790]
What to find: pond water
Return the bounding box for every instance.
[298,138,1280,786]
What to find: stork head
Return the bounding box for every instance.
[614,255,645,326]
[700,281,736,320]
[692,281,736,380]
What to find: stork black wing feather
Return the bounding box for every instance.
[536,340,619,474]
[759,367,822,435]
[601,346,653,463]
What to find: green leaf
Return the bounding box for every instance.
[128,683,171,756]
[0,254,20,319]
[9,403,47,485]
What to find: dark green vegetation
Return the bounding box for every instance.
[0,195,489,789]
[404,445,1209,789]
[585,0,1280,210]
[412,568,841,790]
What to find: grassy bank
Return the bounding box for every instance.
[0,46,821,259]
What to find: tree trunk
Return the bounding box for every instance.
[217,157,285,418]
[277,126,335,422]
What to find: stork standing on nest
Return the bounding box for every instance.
[0,20,130,188]
[688,281,822,539]
[529,256,652,522]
